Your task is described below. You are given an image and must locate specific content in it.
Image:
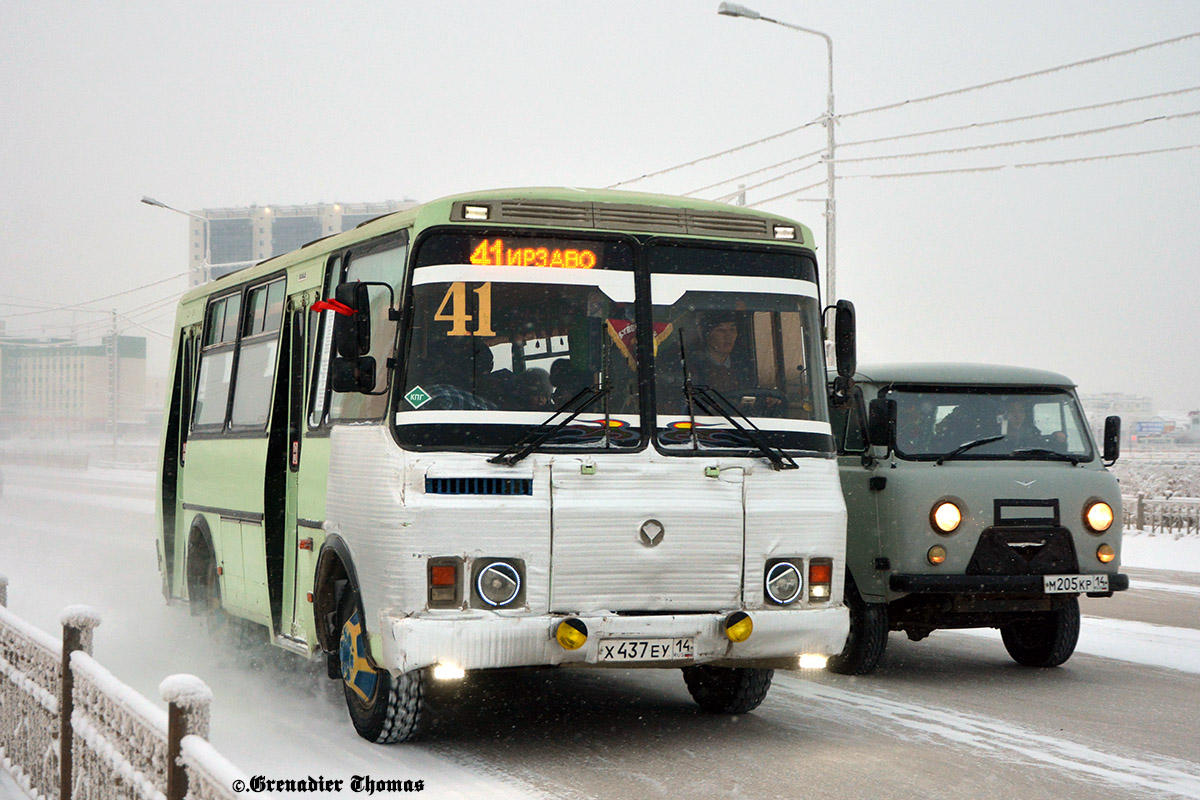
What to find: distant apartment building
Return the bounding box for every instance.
[0,335,146,435]
[1079,392,1157,446]
[187,200,418,287]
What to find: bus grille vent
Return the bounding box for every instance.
[496,201,594,226]
[687,213,772,238]
[425,477,533,496]
[593,205,687,233]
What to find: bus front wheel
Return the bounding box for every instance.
[682,665,773,714]
[1000,597,1080,668]
[338,589,424,743]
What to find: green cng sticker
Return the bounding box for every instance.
[405,386,432,409]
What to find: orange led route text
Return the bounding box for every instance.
[469,238,597,269]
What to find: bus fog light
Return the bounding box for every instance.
[764,561,802,605]
[433,662,465,681]
[556,618,588,650]
[931,501,962,533]
[1085,501,1114,533]
[724,611,753,643]
[928,545,947,565]
[475,561,521,607]
[799,654,828,670]
[1097,544,1116,563]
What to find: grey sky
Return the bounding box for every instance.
[2,1,1198,409]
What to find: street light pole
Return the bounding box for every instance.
[141,196,212,283]
[717,2,837,304]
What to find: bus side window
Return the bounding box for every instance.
[230,277,286,428]
[193,293,240,428]
[308,256,342,428]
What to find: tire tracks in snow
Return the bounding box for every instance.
[771,674,1200,799]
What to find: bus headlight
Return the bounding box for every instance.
[931,501,962,533]
[1085,501,1114,533]
[474,560,522,607]
[764,561,802,605]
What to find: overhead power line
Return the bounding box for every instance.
[839,85,1200,150]
[838,142,1200,180]
[606,116,824,189]
[832,109,1200,165]
[685,146,827,196]
[0,271,189,320]
[841,31,1200,120]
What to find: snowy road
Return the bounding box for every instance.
[2,464,1200,799]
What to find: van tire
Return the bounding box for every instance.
[1000,597,1080,668]
[338,588,424,743]
[682,666,773,714]
[827,574,888,675]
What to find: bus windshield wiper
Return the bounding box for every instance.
[687,384,798,471]
[1010,447,1085,464]
[936,435,1005,465]
[488,384,610,466]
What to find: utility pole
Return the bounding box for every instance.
[108,309,119,461]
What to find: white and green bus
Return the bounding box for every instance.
[157,188,853,743]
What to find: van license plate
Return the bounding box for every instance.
[598,638,694,662]
[1044,574,1109,593]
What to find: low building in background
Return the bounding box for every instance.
[0,335,146,436]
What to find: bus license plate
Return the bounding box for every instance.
[598,638,694,662]
[1044,574,1109,594]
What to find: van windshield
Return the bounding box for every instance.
[888,388,1094,461]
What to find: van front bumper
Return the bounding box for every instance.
[889,573,1129,594]
[378,606,848,674]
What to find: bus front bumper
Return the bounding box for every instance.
[378,606,848,674]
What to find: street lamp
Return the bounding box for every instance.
[717,2,838,304]
[141,195,212,283]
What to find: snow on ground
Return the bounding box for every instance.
[1120,529,1200,573]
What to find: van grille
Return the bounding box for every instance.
[425,477,533,496]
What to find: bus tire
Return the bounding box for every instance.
[1000,597,1080,668]
[827,575,888,675]
[338,588,424,743]
[682,665,773,714]
[186,530,226,635]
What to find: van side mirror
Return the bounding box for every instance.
[1103,415,1121,466]
[834,299,856,380]
[333,282,371,358]
[868,398,895,451]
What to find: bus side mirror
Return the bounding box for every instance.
[330,282,377,394]
[1103,415,1121,465]
[333,282,372,358]
[868,398,895,451]
[834,299,856,380]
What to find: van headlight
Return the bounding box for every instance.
[1084,501,1114,533]
[931,501,962,533]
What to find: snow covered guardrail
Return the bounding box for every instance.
[1123,494,1200,536]
[0,576,266,800]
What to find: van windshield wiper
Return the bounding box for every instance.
[936,435,1005,465]
[1010,447,1085,464]
[488,385,610,466]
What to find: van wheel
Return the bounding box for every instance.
[1000,597,1080,668]
[827,574,888,675]
[338,588,424,743]
[682,666,773,714]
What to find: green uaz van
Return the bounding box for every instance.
[827,363,1127,673]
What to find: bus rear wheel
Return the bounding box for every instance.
[1000,597,1080,668]
[682,665,773,714]
[338,589,424,743]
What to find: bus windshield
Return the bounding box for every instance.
[395,234,641,450]
[888,387,1094,461]
[649,245,829,453]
